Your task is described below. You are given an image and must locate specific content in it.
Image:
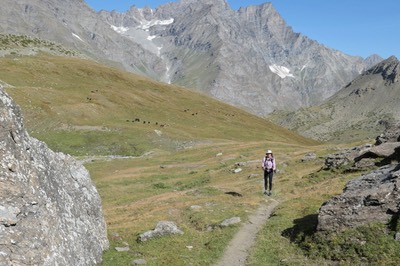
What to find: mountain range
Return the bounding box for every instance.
[0,0,383,116]
[268,56,400,142]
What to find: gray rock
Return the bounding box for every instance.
[220,217,241,227]
[317,164,400,232]
[138,221,183,242]
[324,145,373,170]
[301,153,317,162]
[233,168,242,173]
[369,142,400,158]
[131,258,147,265]
[395,232,400,241]
[115,246,130,252]
[0,87,108,265]
[376,123,400,145]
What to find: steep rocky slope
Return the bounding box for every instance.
[0,86,108,265]
[0,0,382,116]
[269,56,400,142]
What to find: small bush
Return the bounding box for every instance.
[152,182,169,189]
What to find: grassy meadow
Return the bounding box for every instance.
[2,50,398,265]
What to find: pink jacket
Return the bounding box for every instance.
[262,157,276,170]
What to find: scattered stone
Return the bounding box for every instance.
[131,258,147,265]
[233,168,242,173]
[220,217,241,227]
[216,153,223,157]
[248,173,259,179]
[115,246,130,252]
[190,205,202,209]
[137,221,184,242]
[186,245,193,250]
[235,162,246,167]
[395,232,400,241]
[301,152,317,162]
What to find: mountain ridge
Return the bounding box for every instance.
[0,0,383,116]
[268,56,400,142]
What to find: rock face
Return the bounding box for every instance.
[0,0,381,116]
[317,164,400,232]
[317,126,400,232]
[0,87,109,265]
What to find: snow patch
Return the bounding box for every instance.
[111,25,129,34]
[72,33,84,43]
[269,64,294,79]
[147,35,157,41]
[137,18,174,30]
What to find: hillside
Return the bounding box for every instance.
[0,47,316,157]
[268,56,400,143]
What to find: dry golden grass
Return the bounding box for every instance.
[3,51,368,265]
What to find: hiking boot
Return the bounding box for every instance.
[263,190,268,195]
[268,191,272,196]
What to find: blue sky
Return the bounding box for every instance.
[85,0,399,59]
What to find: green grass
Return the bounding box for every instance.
[1,42,397,265]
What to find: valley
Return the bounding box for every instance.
[2,48,399,265]
[0,27,399,265]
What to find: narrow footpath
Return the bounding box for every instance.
[215,199,279,266]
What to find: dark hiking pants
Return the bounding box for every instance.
[264,170,273,191]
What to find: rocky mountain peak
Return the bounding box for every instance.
[0,0,382,116]
[181,0,230,10]
[365,55,399,84]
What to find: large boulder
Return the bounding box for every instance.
[0,87,109,265]
[375,123,400,145]
[317,164,400,232]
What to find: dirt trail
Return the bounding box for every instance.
[215,199,279,266]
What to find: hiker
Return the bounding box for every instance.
[262,150,276,196]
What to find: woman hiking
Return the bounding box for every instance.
[262,150,276,196]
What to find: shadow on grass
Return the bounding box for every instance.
[281,214,318,243]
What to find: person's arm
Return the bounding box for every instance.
[261,158,265,170]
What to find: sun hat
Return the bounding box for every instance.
[266,150,272,154]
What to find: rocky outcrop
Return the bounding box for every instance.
[0,87,108,265]
[317,164,400,232]
[376,123,400,145]
[317,126,400,232]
